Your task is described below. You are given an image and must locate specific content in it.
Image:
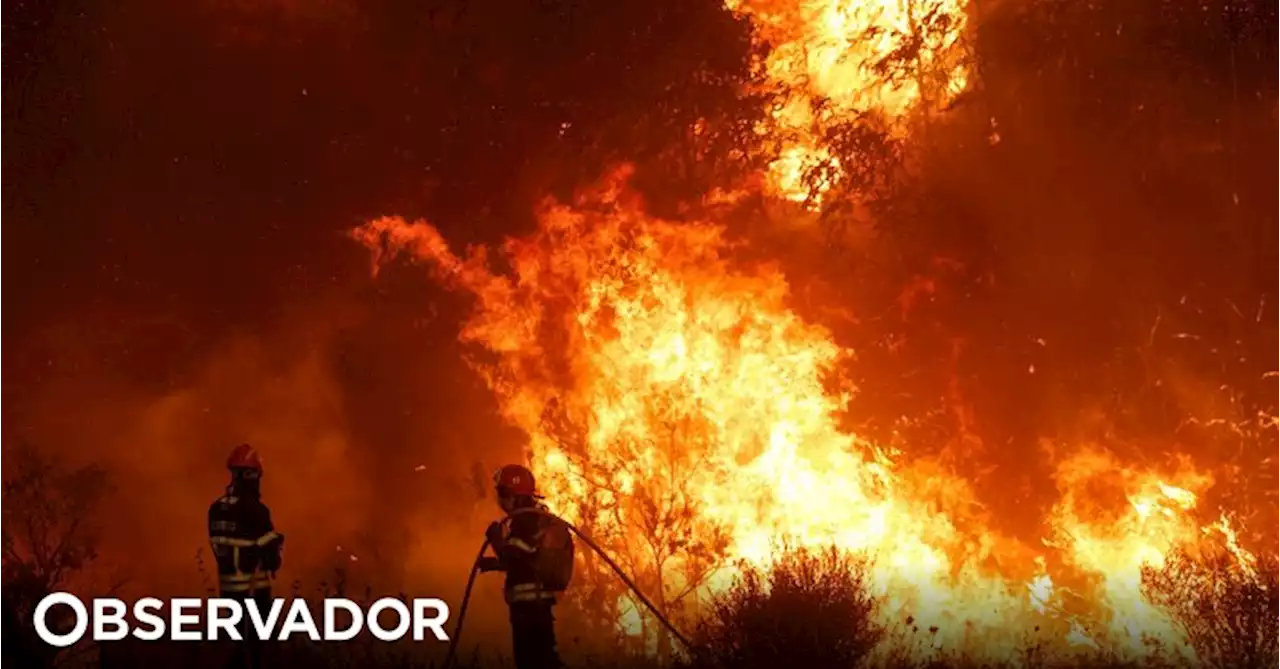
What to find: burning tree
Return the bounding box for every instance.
[352,175,849,651]
[348,0,1275,664]
[1142,545,1279,669]
[724,0,973,209]
[353,172,1033,661]
[540,393,733,655]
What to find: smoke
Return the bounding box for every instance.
[1,290,525,601]
[3,316,339,593]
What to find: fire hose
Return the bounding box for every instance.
[443,509,693,668]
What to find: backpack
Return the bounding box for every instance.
[512,508,576,591]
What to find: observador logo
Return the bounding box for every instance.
[33,592,451,646]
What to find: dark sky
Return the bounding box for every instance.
[3,0,751,348]
[1,0,760,592]
[5,1,508,338]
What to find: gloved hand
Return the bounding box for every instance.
[485,521,504,548]
[476,557,503,573]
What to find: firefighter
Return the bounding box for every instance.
[208,444,284,669]
[477,464,564,669]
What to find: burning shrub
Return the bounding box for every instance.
[689,546,882,669]
[1141,545,1278,669]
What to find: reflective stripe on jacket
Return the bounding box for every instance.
[208,492,283,596]
[499,504,553,603]
[507,582,557,603]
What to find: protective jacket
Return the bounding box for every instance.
[483,503,558,604]
[208,486,284,596]
[480,500,563,669]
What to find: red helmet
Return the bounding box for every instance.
[227,444,263,473]
[493,464,536,497]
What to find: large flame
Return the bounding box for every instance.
[350,0,1263,662]
[725,0,971,203]
[1045,449,1224,661]
[351,168,1258,662]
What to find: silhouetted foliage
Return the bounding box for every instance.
[1142,547,1279,669]
[1,443,112,668]
[689,546,882,669]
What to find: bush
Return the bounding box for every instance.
[688,545,882,669]
[1142,547,1278,669]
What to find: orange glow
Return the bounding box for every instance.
[725,0,971,203]
[1046,449,1224,661]
[349,1,1265,662]
[352,168,1259,662]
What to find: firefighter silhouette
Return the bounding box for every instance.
[208,444,284,669]
[477,464,573,669]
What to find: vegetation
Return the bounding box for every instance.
[3,0,1274,667]
[2,445,113,669]
[688,547,882,669]
[2,454,1272,669]
[1142,548,1279,669]
[67,548,1280,668]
